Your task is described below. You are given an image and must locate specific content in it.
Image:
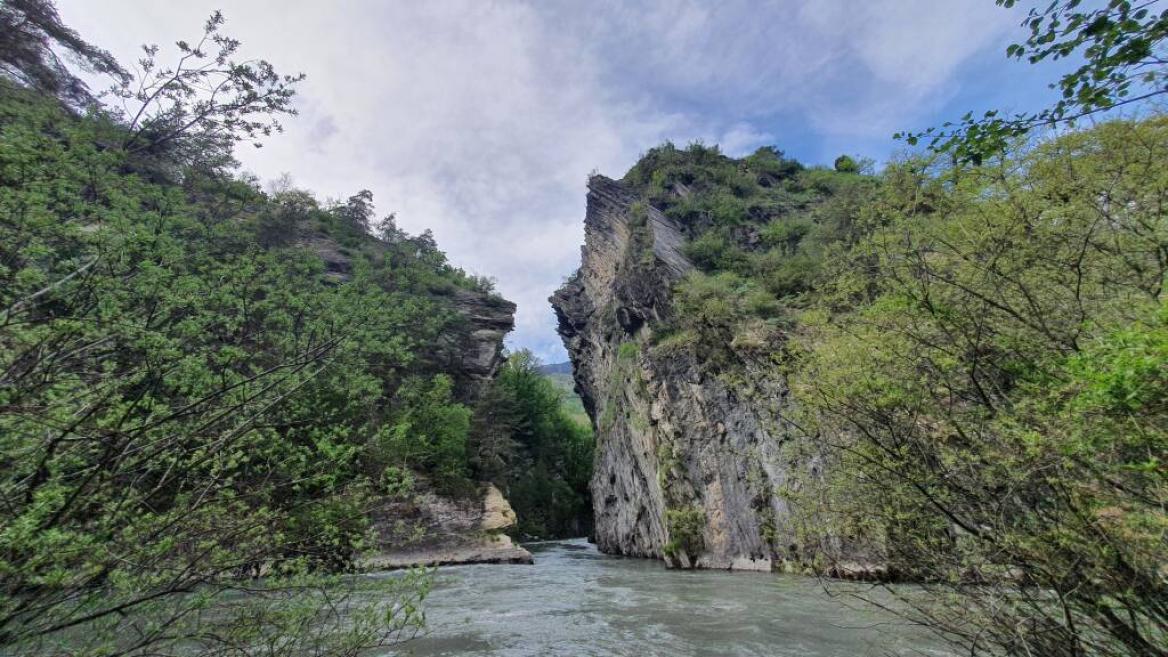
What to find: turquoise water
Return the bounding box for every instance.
[383,539,952,657]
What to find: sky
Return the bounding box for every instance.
[57,0,1059,363]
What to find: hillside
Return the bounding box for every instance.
[554,127,1168,649]
[538,362,590,427]
[537,361,573,375]
[0,46,575,652]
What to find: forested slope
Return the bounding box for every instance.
[0,74,510,651]
[556,124,1167,653]
[0,4,589,653]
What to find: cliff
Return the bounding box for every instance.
[445,287,516,398]
[552,175,845,572]
[298,227,516,401]
[298,199,524,569]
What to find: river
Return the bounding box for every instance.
[380,539,952,657]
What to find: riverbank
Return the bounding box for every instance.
[360,484,534,570]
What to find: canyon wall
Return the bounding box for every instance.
[552,176,840,571]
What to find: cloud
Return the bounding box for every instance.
[56,0,1017,362]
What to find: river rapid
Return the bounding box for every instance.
[380,539,952,657]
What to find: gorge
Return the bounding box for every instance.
[3,2,1166,657]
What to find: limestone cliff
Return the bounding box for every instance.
[552,175,839,572]
[362,483,534,570]
[444,287,516,398]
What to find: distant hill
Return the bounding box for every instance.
[537,362,588,427]
[537,361,573,375]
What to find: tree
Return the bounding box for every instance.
[0,0,127,106]
[376,375,473,494]
[470,351,594,538]
[898,0,1168,163]
[107,10,303,168]
[375,212,407,243]
[334,189,376,233]
[833,154,859,173]
[795,118,1168,657]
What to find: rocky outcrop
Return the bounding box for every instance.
[551,175,847,571]
[292,226,519,568]
[362,484,533,570]
[298,225,515,400]
[445,288,516,397]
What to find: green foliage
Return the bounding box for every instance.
[621,135,883,378]
[900,0,1168,164]
[793,117,1168,657]
[617,341,640,361]
[543,370,590,427]
[833,155,859,173]
[470,351,594,539]
[663,506,705,559]
[376,375,473,493]
[0,71,493,654]
[682,229,745,271]
[109,10,304,171]
[655,441,681,491]
[743,145,803,180]
[670,271,783,363]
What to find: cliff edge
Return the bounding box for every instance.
[552,175,847,572]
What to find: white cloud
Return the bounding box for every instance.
[56,0,1016,362]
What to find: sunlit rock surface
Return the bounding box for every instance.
[363,484,533,570]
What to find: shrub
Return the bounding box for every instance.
[674,271,781,328]
[744,146,803,180]
[683,231,733,270]
[708,191,749,224]
[618,341,640,361]
[760,217,812,254]
[833,154,859,173]
[664,506,706,558]
[757,251,820,298]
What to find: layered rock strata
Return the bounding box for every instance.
[362,484,533,570]
[552,175,839,571]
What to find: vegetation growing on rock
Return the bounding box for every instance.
[790,118,1168,657]
[560,5,1168,650]
[663,506,705,562]
[0,3,587,654]
[580,114,1166,655]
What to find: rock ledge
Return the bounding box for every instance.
[361,484,534,570]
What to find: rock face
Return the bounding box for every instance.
[551,176,838,571]
[445,288,516,397]
[362,483,533,570]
